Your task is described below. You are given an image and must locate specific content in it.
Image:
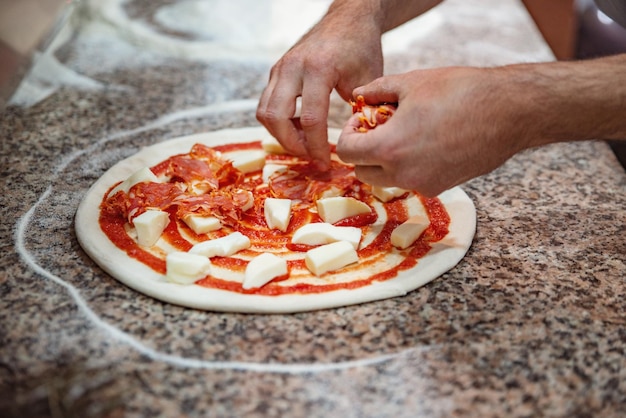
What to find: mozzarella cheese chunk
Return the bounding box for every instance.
[262,163,287,183]
[166,251,211,284]
[390,214,430,249]
[183,214,222,234]
[189,231,251,258]
[305,241,359,276]
[133,210,170,247]
[371,186,408,202]
[261,136,287,155]
[229,150,266,173]
[292,223,362,250]
[316,196,372,224]
[239,190,255,212]
[108,167,158,198]
[242,253,288,289]
[318,186,344,199]
[264,198,292,232]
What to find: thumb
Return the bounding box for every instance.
[353,76,400,105]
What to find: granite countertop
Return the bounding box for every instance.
[1,0,625,416]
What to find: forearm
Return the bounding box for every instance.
[502,54,626,150]
[324,0,443,35]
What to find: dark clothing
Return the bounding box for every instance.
[595,0,626,27]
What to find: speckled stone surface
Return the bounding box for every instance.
[1,0,625,417]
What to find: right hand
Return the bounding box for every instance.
[337,66,533,196]
[256,11,384,170]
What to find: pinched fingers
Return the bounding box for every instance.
[257,63,336,169]
[299,77,332,170]
[338,115,449,196]
[256,73,309,158]
[352,76,403,108]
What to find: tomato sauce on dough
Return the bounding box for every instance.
[99,141,451,295]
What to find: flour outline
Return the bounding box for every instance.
[14,104,431,374]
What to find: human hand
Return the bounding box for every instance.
[256,10,383,170]
[337,66,532,196]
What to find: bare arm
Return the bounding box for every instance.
[327,0,443,32]
[256,0,442,170]
[516,54,626,145]
[336,54,626,197]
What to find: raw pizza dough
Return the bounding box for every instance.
[75,127,476,313]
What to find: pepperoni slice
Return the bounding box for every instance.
[127,182,184,222]
[350,95,396,132]
[269,161,360,202]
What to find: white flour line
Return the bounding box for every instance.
[54,99,260,177]
[15,200,422,373]
[13,104,430,374]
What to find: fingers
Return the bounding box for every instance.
[299,76,331,169]
[352,165,395,187]
[337,115,382,166]
[257,72,308,158]
[339,125,393,187]
[257,67,333,170]
[337,74,402,167]
[353,76,401,106]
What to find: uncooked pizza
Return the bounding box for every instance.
[75,127,476,313]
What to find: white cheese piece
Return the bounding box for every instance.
[189,231,251,258]
[166,251,211,285]
[390,214,430,249]
[305,241,359,276]
[371,186,408,202]
[108,167,158,198]
[291,223,362,250]
[264,198,292,232]
[133,210,170,247]
[229,150,266,173]
[262,163,287,184]
[240,190,255,212]
[261,136,287,155]
[318,186,344,199]
[316,196,372,225]
[183,214,222,234]
[189,180,212,195]
[242,253,288,289]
